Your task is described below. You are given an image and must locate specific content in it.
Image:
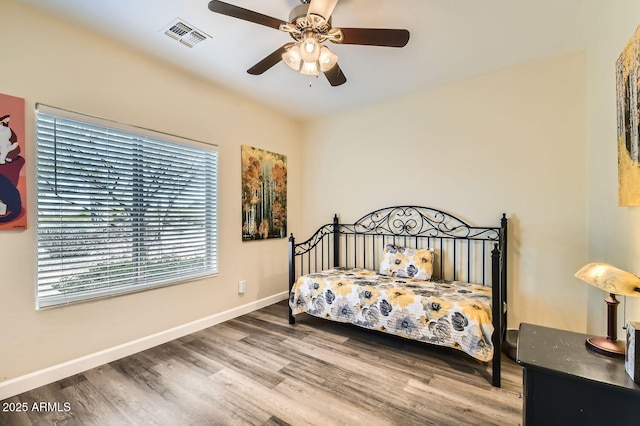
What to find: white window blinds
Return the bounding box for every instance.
[35,105,218,309]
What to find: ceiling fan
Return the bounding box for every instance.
[207,0,410,87]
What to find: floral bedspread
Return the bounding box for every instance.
[289,267,494,362]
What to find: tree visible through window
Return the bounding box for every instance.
[35,105,218,309]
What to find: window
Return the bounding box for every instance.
[35,105,218,309]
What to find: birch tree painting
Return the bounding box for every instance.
[241,145,287,240]
[617,26,640,206]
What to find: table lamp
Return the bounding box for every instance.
[574,262,640,357]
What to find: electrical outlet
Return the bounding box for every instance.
[238,280,246,294]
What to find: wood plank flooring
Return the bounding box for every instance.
[0,301,523,425]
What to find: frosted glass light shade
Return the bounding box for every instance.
[319,46,338,72]
[282,39,337,78]
[282,45,302,71]
[300,33,321,63]
[300,60,319,76]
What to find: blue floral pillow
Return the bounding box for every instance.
[379,244,434,281]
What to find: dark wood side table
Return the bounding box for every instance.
[516,323,640,425]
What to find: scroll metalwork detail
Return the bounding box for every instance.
[293,224,334,256]
[348,206,499,240]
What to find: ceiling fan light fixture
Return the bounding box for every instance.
[300,60,320,76]
[299,32,321,63]
[318,45,338,72]
[282,45,302,71]
[207,0,410,87]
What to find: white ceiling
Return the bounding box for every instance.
[17,0,590,119]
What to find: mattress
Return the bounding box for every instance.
[289,267,494,362]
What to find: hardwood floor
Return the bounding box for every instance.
[1,301,523,425]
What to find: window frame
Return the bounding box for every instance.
[35,104,218,309]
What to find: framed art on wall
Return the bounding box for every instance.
[0,92,26,230]
[616,25,640,206]
[241,145,287,241]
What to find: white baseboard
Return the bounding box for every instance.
[0,291,289,401]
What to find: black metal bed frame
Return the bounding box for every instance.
[287,205,508,387]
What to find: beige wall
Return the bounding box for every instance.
[586,0,640,336]
[5,0,622,393]
[0,1,302,382]
[302,51,588,332]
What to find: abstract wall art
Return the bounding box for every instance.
[0,93,26,229]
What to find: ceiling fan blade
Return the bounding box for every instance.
[307,0,339,20]
[247,44,293,75]
[208,0,284,30]
[337,28,410,47]
[323,64,347,87]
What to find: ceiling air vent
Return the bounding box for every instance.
[163,19,210,48]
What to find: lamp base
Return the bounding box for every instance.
[585,336,625,358]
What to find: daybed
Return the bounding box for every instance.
[288,205,508,387]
